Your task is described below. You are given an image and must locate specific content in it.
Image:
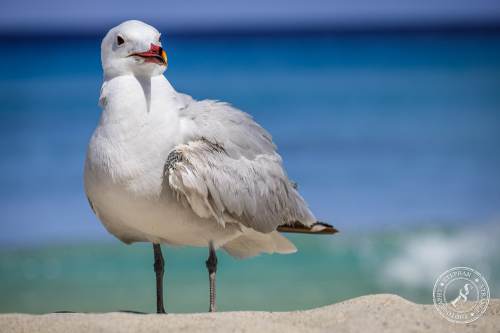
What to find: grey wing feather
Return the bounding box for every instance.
[179,97,276,158]
[165,99,315,233]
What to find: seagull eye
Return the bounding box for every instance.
[117,35,125,46]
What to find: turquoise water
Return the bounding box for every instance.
[1,226,499,313]
[0,32,500,313]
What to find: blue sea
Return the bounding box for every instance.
[0,32,499,313]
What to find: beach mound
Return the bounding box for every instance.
[1,294,498,333]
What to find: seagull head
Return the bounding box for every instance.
[101,20,167,78]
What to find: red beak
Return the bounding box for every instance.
[130,43,167,66]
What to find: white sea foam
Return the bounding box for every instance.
[380,224,500,291]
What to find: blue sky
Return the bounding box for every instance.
[1,0,500,34]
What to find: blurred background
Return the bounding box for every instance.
[1,0,499,313]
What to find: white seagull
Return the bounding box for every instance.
[84,20,337,313]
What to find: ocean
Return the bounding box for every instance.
[0,32,499,313]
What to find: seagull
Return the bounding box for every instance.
[84,20,337,314]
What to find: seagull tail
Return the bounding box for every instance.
[223,231,297,259]
[277,221,339,235]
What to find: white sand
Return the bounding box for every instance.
[1,294,499,333]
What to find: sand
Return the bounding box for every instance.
[1,294,499,333]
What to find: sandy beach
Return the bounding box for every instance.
[1,294,498,333]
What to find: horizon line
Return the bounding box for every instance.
[1,21,500,40]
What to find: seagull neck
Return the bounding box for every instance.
[99,74,180,126]
[103,73,174,90]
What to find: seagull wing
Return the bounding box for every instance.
[164,98,316,233]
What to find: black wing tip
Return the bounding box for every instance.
[314,221,339,234]
[277,221,339,235]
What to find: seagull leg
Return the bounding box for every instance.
[153,243,166,314]
[205,242,218,312]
